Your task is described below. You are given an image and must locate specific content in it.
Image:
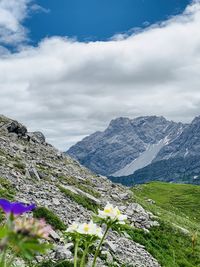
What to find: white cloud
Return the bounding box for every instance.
[0,0,31,45]
[30,4,50,14]
[1,1,200,150]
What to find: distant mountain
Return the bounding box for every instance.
[67,116,185,176]
[113,116,200,186]
[154,116,200,162]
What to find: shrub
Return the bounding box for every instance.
[76,184,101,198]
[58,176,101,198]
[58,185,99,212]
[33,207,66,231]
[125,221,200,267]
[13,162,26,174]
[0,177,15,200]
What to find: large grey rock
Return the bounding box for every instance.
[61,185,101,205]
[27,131,46,143]
[7,121,27,136]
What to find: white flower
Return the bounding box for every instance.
[66,222,79,233]
[95,226,103,239]
[77,221,103,238]
[97,203,127,224]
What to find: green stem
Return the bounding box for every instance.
[80,243,89,267]
[74,239,79,267]
[0,248,7,267]
[91,225,110,267]
[6,253,16,267]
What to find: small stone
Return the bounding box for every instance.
[28,167,40,181]
[111,194,120,201]
[104,241,117,253]
[119,192,130,200]
[50,230,60,241]
[65,242,74,250]
[52,198,60,206]
[55,245,72,260]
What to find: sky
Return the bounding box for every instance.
[0,0,200,150]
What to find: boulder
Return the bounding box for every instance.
[7,121,27,136]
[27,131,46,143]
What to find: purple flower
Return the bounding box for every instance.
[0,199,36,215]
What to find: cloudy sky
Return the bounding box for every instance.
[0,0,200,150]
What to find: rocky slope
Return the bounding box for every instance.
[0,115,160,267]
[67,116,185,176]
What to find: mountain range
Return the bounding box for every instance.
[67,115,200,186]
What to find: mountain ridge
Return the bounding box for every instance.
[67,115,186,178]
[116,115,200,186]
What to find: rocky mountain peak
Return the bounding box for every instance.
[67,116,184,176]
[109,117,131,127]
[132,115,167,124]
[191,115,200,125]
[108,116,167,129]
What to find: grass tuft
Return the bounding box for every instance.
[58,185,99,212]
[33,207,66,231]
[0,177,15,200]
[58,176,101,198]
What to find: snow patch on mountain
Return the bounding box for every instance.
[112,137,169,177]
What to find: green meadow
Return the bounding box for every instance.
[130,182,200,267]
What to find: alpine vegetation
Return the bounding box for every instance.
[0,199,51,267]
[0,198,129,267]
[65,203,127,267]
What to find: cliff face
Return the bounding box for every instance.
[67,116,185,176]
[114,116,200,186]
[154,116,200,161]
[0,115,160,267]
[68,115,200,186]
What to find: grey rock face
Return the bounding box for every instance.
[27,131,46,143]
[67,116,184,176]
[7,121,27,136]
[112,116,200,186]
[154,116,200,161]
[67,114,200,185]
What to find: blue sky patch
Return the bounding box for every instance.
[25,0,190,43]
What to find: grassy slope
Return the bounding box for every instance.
[131,182,200,267]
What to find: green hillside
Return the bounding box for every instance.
[132,182,200,223]
[130,182,200,267]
